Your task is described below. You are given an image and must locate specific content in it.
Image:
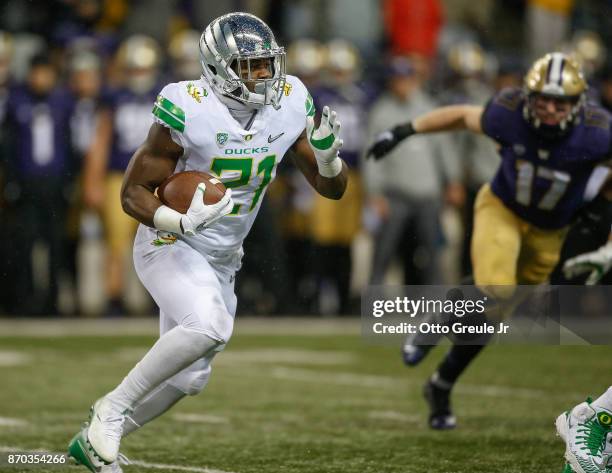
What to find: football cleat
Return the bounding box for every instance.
[68,425,130,473]
[402,343,434,367]
[401,312,444,367]
[87,397,127,464]
[562,462,575,473]
[556,399,612,473]
[423,379,456,430]
[68,425,108,473]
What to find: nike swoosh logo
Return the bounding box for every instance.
[268,132,284,143]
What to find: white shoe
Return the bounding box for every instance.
[87,397,128,464]
[556,400,612,473]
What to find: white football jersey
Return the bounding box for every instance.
[151,75,315,254]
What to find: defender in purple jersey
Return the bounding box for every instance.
[367,52,612,432]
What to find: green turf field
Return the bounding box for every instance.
[0,319,609,473]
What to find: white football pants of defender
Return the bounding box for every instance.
[111,225,241,436]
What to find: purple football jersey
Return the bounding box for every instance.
[104,87,159,172]
[481,88,612,229]
[6,86,75,178]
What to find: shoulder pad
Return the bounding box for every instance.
[152,83,185,133]
[493,87,523,112]
[583,106,611,130]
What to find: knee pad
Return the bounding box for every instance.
[167,355,214,396]
[181,290,235,344]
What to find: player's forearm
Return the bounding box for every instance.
[413,105,481,134]
[313,160,348,200]
[120,138,181,228]
[291,140,348,199]
[120,182,161,228]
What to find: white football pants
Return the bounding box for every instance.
[133,224,242,395]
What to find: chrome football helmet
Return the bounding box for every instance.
[523,52,587,139]
[199,12,286,109]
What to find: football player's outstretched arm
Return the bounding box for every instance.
[291,106,348,200]
[121,123,183,227]
[367,105,484,160]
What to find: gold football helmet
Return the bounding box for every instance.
[523,52,587,138]
[524,52,586,98]
[169,29,201,80]
[117,35,161,94]
[447,41,485,77]
[286,39,327,79]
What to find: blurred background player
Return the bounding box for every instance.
[0,31,13,313]
[167,29,202,82]
[309,39,367,315]
[2,53,75,315]
[367,52,612,429]
[83,34,161,315]
[437,40,499,277]
[64,47,104,314]
[278,38,328,313]
[363,55,462,286]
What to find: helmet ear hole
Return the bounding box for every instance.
[207,64,217,75]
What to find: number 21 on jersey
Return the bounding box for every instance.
[211,155,276,214]
[515,160,570,210]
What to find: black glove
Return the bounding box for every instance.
[366,122,415,160]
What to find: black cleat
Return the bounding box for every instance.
[423,379,457,430]
[402,343,435,366]
[401,312,445,367]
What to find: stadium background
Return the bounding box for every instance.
[0,2,611,473]
[1,0,610,317]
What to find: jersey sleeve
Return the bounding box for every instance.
[283,75,314,138]
[152,83,187,148]
[480,87,524,146]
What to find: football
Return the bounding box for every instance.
[157,171,227,214]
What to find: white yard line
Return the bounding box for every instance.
[0,417,28,427]
[269,366,545,399]
[0,317,360,337]
[128,459,237,473]
[0,445,237,473]
[216,349,357,366]
[368,410,421,422]
[172,413,229,424]
[0,351,30,366]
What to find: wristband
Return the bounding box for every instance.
[393,122,416,140]
[317,156,343,178]
[153,205,184,234]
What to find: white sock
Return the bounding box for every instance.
[592,386,612,411]
[123,382,186,436]
[106,325,220,411]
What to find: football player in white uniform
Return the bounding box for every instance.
[68,12,347,472]
[556,387,612,473]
